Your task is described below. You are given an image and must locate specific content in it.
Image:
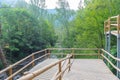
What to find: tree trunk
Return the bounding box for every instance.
[0,47,8,68]
[0,19,8,68]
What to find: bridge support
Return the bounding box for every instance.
[105,33,111,53]
[117,35,120,78]
[105,32,111,64]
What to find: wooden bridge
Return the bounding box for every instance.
[0,48,119,80]
[0,15,120,80]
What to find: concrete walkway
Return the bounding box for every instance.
[29,59,119,80]
[63,59,119,80]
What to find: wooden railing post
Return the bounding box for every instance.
[47,49,51,58]
[108,18,110,32]
[45,49,47,54]
[98,49,100,59]
[58,62,62,80]
[117,15,120,34]
[72,48,74,58]
[45,50,47,59]
[101,51,103,60]
[32,54,35,67]
[68,58,71,72]
[9,65,12,80]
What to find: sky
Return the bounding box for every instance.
[25,0,81,10]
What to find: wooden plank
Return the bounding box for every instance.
[53,53,98,56]
[111,31,118,36]
[111,24,118,26]
[48,48,98,50]
[110,15,118,19]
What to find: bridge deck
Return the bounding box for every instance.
[63,59,119,80]
[29,59,119,80]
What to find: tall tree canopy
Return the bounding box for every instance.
[0,8,57,62]
[65,0,120,48]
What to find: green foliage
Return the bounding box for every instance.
[63,0,120,48]
[0,8,57,62]
[108,46,117,74]
[55,0,75,48]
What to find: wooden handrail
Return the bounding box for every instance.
[101,49,120,61]
[51,63,72,80]
[110,15,118,19]
[104,15,120,34]
[0,48,100,80]
[0,49,47,74]
[101,49,120,74]
[101,54,120,72]
[48,48,100,59]
[5,54,49,80]
[47,48,98,50]
[18,54,73,80]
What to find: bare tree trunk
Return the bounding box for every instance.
[0,47,8,68]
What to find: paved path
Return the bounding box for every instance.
[63,59,119,80]
[29,59,119,80]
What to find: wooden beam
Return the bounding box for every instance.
[18,54,72,80]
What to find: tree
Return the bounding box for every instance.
[0,46,8,68]
[0,6,9,68]
[55,0,75,47]
[78,0,84,9]
[67,0,120,48]
[0,8,57,62]
[15,0,28,8]
[0,22,8,68]
[29,0,47,18]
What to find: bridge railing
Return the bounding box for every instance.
[48,48,100,59]
[101,49,120,72]
[0,49,50,80]
[17,48,100,80]
[18,54,73,80]
[104,15,120,34]
[0,48,101,80]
